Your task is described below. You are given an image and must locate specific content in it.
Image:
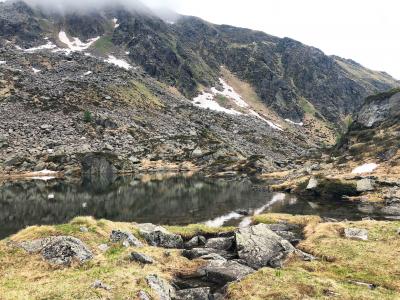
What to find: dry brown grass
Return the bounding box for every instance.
[228,219,400,300]
[0,217,206,300]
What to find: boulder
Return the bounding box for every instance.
[204,237,234,251]
[174,287,211,300]
[357,179,375,192]
[19,236,93,266]
[184,236,207,249]
[138,223,183,249]
[110,230,143,247]
[130,251,154,264]
[182,248,236,260]
[235,224,295,269]
[344,228,368,241]
[146,274,176,300]
[200,260,255,285]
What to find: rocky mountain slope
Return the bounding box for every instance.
[337,88,400,163]
[0,0,398,177]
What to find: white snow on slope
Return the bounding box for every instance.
[58,31,99,53]
[193,91,242,115]
[192,78,283,130]
[113,18,120,28]
[352,163,378,174]
[32,67,41,74]
[0,61,5,65]
[104,55,132,70]
[249,110,283,131]
[24,41,57,52]
[285,119,304,126]
[211,78,249,108]
[83,71,92,76]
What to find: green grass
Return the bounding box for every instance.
[299,97,317,116]
[92,36,114,55]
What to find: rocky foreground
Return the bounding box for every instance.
[1,214,400,299]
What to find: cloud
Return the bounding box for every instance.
[12,0,178,14]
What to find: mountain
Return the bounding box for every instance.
[0,0,398,176]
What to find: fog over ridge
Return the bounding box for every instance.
[2,0,179,14]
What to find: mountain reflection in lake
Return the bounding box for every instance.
[0,175,375,239]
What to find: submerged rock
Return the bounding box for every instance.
[138,223,183,249]
[344,228,368,241]
[19,236,93,266]
[146,274,176,300]
[235,224,295,269]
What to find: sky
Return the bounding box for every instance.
[160,0,399,79]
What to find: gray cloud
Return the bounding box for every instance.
[5,0,178,14]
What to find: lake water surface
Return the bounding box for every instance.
[0,175,377,239]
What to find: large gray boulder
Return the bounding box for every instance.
[20,236,93,266]
[199,260,255,285]
[146,274,176,300]
[235,224,295,269]
[204,237,234,250]
[138,223,183,249]
[182,247,235,260]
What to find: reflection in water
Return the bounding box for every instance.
[0,175,380,239]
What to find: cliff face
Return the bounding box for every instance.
[338,89,400,162]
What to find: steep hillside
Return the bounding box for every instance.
[0,0,398,129]
[338,88,400,163]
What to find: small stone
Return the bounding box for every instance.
[344,228,368,241]
[92,280,111,291]
[306,177,318,190]
[357,179,375,192]
[146,274,176,300]
[138,291,151,300]
[79,226,89,233]
[98,244,109,252]
[130,251,154,264]
[110,230,143,247]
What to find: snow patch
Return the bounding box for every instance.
[104,55,132,70]
[83,71,92,76]
[32,67,41,74]
[125,51,130,55]
[285,119,304,126]
[112,18,120,28]
[249,110,283,131]
[0,61,5,65]
[212,78,249,108]
[48,194,55,199]
[24,41,57,52]
[58,31,99,53]
[193,91,242,115]
[352,163,378,174]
